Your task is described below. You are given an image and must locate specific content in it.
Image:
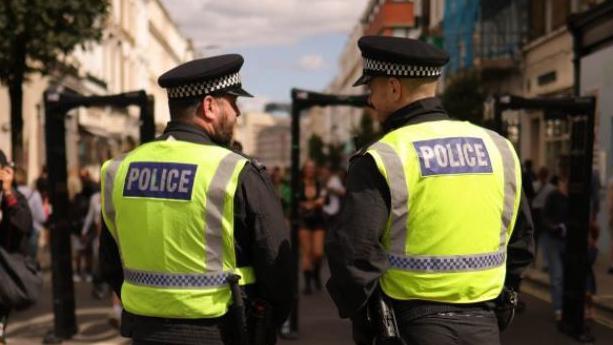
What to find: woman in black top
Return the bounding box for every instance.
[298,160,325,294]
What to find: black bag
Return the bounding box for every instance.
[0,247,43,310]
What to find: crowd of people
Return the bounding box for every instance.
[521,159,608,322]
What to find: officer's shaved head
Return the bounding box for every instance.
[399,78,439,98]
[168,97,202,121]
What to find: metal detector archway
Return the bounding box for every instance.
[42,89,154,343]
[285,88,369,337]
[494,94,596,342]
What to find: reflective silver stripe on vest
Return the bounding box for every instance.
[124,268,230,288]
[204,153,245,272]
[388,250,506,272]
[370,142,409,254]
[485,130,518,248]
[103,154,128,236]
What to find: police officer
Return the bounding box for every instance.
[326,36,534,345]
[99,54,292,345]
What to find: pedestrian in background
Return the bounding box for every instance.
[320,164,345,229]
[270,166,291,218]
[298,160,326,294]
[326,36,534,345]
[14,167,48,260]
[0,150,33,345]
[531,167,557,267]
[69,170,97,283]
[541,174,568,322]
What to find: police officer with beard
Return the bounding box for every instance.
[99,55,292,345]
[325,36,534,345]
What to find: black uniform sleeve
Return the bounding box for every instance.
[235,163,292,326]
[505,192,535,290]
[325,154,390,319]
[99,220,124,297]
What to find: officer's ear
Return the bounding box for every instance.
[201,95,218,122]
[387,78,403,102]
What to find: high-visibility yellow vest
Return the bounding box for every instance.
[100,139,254,318]
[365,120,521,303]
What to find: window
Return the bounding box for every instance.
[537,71,557,86]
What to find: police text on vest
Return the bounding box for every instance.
[123,162,197,200]
[413,137,493,176]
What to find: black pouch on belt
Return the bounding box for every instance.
[492,287,518,331]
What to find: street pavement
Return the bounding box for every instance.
[6,271,613,344]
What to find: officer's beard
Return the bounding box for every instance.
[210,109,235,147]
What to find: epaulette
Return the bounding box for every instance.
[249,158,267,172]
[230,148,267,172]
[349,135,383,162]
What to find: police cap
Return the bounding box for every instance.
[353,36,449,86]
[158,54,253,99]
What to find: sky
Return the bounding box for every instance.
[159,0,369,112]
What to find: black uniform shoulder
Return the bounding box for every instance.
[230,149,267,176]
[350,133,385,163]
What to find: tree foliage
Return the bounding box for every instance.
[0,0,109,163]
[307,134,327,166]
[307,134,346,170]
[352,111,378,151]
[441,71,486,125]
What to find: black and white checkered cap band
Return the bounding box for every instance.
[388,251,506,272]
[124,269,230,288]
[167,72,241,99]
[363,58,443,78]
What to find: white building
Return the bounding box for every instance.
[255,117,291,169]
[233,112,291,168]
[306,23,366,155]
[0,0,194,184]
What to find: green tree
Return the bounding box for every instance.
[352,111,378,151]
[0,0,109,164]
[326,142,344,171]
[441,71,486,125]
[307,134,326,166]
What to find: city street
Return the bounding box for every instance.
[6,270,613,344]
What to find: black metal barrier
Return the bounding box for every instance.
[42,89,154,343]
[287,89,368,337]
[494,94,596,342]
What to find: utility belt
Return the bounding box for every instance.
[392,299,493,324]
[386,289,517,332]
[227,275,274,345]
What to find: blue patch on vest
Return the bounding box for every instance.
[413,137,493,176]
[123,162,197,200]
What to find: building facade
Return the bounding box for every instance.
[233,111,292,168]
[308,0,424,161]
[441,0,606,176]
[0,0,194,184]
[255,117,291,169]
[571,0,613,185]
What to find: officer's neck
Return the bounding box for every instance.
[381,93,436,124]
